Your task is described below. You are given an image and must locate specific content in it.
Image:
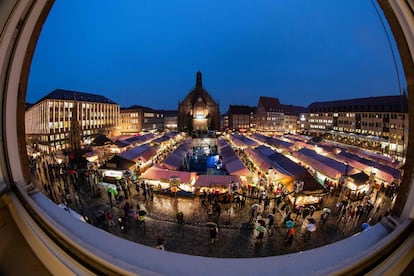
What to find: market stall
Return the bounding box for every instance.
[225,159,251,177]
[264,150,326,208]
[230,133,259,148]
[161,138,191,170]
[140,166,197,194]
[194,175,240,196]
[334,150,401,184]
[100,155,136,171]
[343,172,370,201]
[292,148,358,181]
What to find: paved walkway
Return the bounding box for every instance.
[80,190,392,258]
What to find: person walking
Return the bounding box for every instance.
[216,203,222,219]
[155,235,166,250]
[304,223,316,239]
[256,229,265,241]
[209,226,218,244]
[286,227,295,247]
[106,212,116,227]
[107,189,113,207]
[268,214,275,229]
[138,214,146,229]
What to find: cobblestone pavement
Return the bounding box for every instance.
[80,190,392,258]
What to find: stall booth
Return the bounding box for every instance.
[342,172,370,201]
[292,148,358,182]
[140,166,197,197]
[99,155,136,184]
[194,175,240,202]
[294,192,324,209]
[286,175,326,210]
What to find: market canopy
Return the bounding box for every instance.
[114,139,129,149]
[256,145,276,158]
[218,140,240,164]
[119,144,157,163]
[266,137,293,151]
[162,153,184,171]
[251,133,269,143]
[124,133,155,145]
[225,159,251,177]
[231,134,259,148]
[336,151,400,183]
[245,148,291,181]
[139,145,159,163]
[151,131,178,144]
[245,148,273,172]
[348,172,370,185]
[292,148,357,180]
[99,155,135,171]
[351,149,399,168]
[265,151,323,193]
[194,175,240,188]
[91,134,113,146]
[140,166,197,183]
[151,136,170,144]
[161,139,191,170]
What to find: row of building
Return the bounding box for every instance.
[25,72,408,159]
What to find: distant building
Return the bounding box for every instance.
[162,110,178,131]
[255,96,305,133]
[280,104,306,134]
[304,95,408,159]
[221,112,229,131]
[119,105,164,135]
[255,96,284,133]
[224,105,256,131]
[177,71,220,132]
[25,89,119,152]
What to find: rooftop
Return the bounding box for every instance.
[35,89,118,105]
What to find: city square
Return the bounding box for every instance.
[28,129,398,258]
[23,62,405,262]
[1,1,414,275]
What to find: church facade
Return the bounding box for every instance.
[177,72,220,132]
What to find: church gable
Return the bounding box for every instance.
[177,71,220,132]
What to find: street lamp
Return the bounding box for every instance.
[369,166,377,195]
[170,176,179,202]
[338,162,349,205]
[344,162,349,177]
[266,167,273,189]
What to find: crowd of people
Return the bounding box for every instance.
[28,145,396,256]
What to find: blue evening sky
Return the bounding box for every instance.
[27,0,405,112]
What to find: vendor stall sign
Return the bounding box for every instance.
[103,170,123,180]
[294,181,304,193]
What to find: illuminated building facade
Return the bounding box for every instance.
[119,106,164,135]
[162,110,178,131]
[25,89,119,152]
[177,71,220,132]
[280,104,306,134]
[255,96,304,133]
[256,96,284,132]
[304,95,408,159]
[224,105,256,131]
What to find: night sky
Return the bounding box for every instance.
[27,0,405,112]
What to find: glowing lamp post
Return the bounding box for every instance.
[338,162,349,204]
[170,176,180,202]
[369,166,377,195]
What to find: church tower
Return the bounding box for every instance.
[177,71,220,132]
[195,71,202,90]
